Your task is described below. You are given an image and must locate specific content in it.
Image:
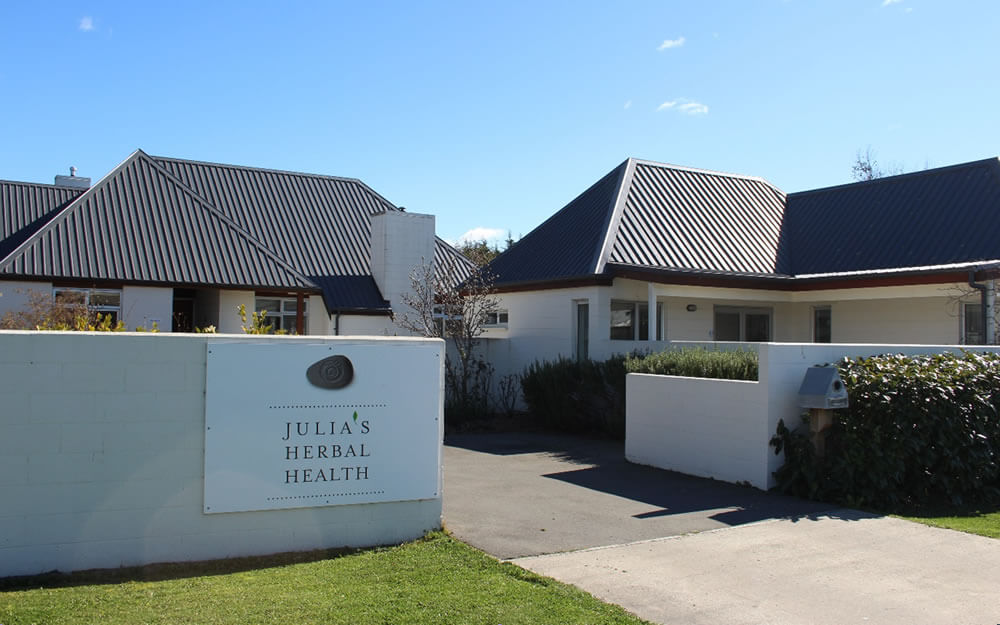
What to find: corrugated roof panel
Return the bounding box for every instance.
[0,152,315,290]
[489,160,628,285]
[0,180,83,259]
[610,162,786,274]
[784,158,1000,274]
[155,155,473,308]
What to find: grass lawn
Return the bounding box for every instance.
[896,505,1000,539]
[0,532,650,625]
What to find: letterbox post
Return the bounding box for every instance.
[797,366,849,460]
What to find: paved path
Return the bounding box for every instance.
[443,432,1000,625]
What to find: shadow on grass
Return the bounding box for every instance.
[0,544,367,592]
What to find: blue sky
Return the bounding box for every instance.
[2,1,998,245]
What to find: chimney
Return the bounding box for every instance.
[370,210,435,327]
[54,166,91,189]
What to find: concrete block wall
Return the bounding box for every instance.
[0,331,441,578]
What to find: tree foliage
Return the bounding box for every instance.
[397,260,501,422]
[851,146,903,181]
[771,351,1000,509]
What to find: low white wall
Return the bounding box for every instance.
[0,331,442,578]
[627,374,770,487]
[626,342,1000,490]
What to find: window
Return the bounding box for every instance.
[575,301,589,360]
[964,302,984,344]
[53,288,122,323]
[713,306,772,342]
[813,306,831,343]
[255,297,306,333]
[610,301,662,341]
[483,310,509,327]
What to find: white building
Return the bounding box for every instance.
[480,157,1000,376]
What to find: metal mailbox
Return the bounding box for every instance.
[797,366,849,409]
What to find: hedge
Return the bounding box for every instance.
[771,351,1000,509]
[624,346,758,380]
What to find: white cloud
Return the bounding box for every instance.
[881,0,902,6]
[455,227,506,245]
[79,16,94,31]
[657,36,685,51]
[624,100,632,110]
[658,98,708,115]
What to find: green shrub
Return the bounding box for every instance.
[520,356,629,438]
[625,346,758,380]
[771,351,1000,509]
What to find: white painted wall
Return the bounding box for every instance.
[336,314,396,336]
[0,280,52,320]
[216,290,255,334]
[625,342,1000,490]
[0,331,442,577]
[627,374,769,487]
[832,296,965,344]
[121,286,173,331]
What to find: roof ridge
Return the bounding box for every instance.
[0,179,87,191]
[151,154,400,214]
[1,150,315,289]
[142,154,317,288]
[630,157,782,188]
[0,149,144,268]
[152,154,368,188]
[593,158,635,273]
[787,157,1000,198]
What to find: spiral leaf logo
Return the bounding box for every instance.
[306,355,354,389]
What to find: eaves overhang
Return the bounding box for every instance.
[608,260,1000,291]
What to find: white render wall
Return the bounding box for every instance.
[371,211,435,326]
[0,331,442,578]
[121,286,172,331]
[626,342,1000,490]
[215,290,255,334]
[0,280,52,320]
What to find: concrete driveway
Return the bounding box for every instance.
[443,432,1000,625]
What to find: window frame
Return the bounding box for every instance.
[255,296,307,334]
[812,306,832,343]
[963,301,984,345]
[52,287,122,323]
[713,305,773,342]
[609,300,663,341]
[482,310,509,327]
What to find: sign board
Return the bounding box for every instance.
[204,340,442,514]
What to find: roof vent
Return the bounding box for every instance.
[55,166,91,189]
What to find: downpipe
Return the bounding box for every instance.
[968,271,996,344]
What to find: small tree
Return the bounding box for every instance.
[851,146,903,181]
[396,259,500,421]
[0,289,129,331]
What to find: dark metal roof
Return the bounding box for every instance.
[609,160,787,274]
[489,156,1000,290]
[0,151,316,290]
[0,180,83,259]
[0,151,473,314]
[488,160,628,285]
[783,158,1000,275]
[155,155,473,306]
